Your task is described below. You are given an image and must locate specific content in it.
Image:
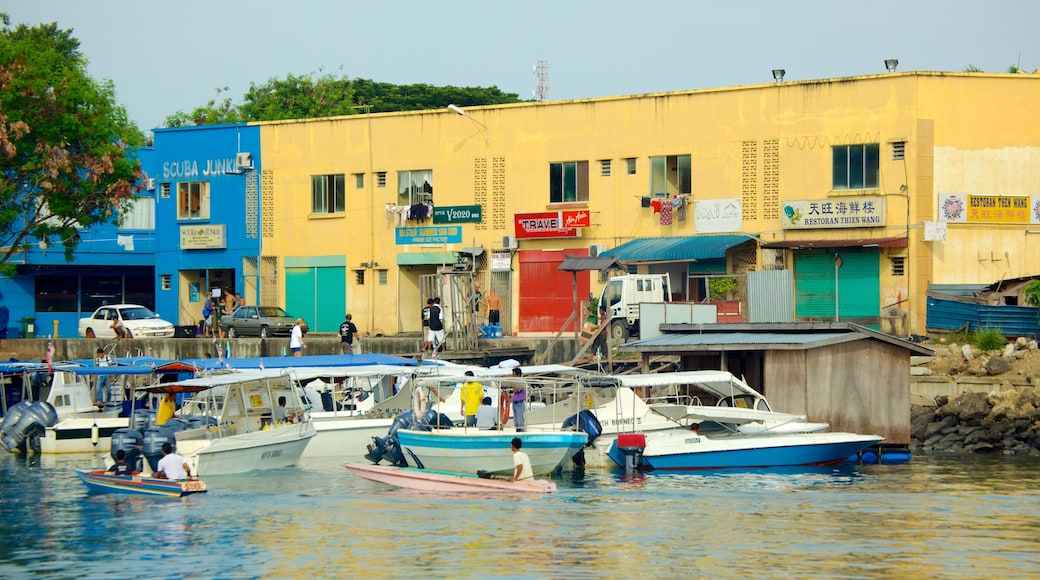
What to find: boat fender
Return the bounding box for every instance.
[91,423,100,446]
[499,391,511,426]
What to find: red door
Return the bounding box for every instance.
[518,249,590,332]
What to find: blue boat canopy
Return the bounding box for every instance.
[602,235,755,262]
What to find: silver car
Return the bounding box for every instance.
[220,306,299,338]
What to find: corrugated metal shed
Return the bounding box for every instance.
[625,331,855,349]
[602,235,755,262]
[927,283,988,298]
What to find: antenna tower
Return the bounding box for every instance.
[534,59,550,101]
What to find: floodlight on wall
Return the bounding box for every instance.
[772,69,785,82]
[885,59,899,72]
[446,104,489,145]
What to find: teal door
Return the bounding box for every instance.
[794,249,880,326]
[285,266,346,333]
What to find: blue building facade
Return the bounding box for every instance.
[0,148,158,339]
[150,123,261,330]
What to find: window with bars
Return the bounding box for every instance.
[376,172,387,188]
[891,256,905,276]
[160,183,171,199]
[600,159,611,177]
[625,158,636,175]
[160,274,171,290]
[354,270,365,285]
[311,174,345,214]
[891,141,906,160]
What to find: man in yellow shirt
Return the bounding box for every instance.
[460,370,483,427]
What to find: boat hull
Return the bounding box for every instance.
[305,416,392,458]
[41,417,129,454]
[344,463,556,493]
[609,431,884,470]
[75,469,207,497]
[396,429,587,476]
[177,422,316,476]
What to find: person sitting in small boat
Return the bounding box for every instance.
[155,443,191,481]
[508,437,533,483]
[476,396,498,430]
[272,396,295,424]
[107,449,133,477]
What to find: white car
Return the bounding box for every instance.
[79,304,176,339]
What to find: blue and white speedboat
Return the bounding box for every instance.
[396,428,589,477]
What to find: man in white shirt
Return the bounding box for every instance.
[155,443,191,480]
[290,319,306,356]
[508,437,533,482]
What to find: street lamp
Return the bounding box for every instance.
[447,104,489,145]
[772,69,785,82]
[885,59,899,72]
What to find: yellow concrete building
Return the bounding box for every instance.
[256,71,1040,339]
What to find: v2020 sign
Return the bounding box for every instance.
[433,205,482,224]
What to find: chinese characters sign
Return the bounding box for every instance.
[514,211,588,239]
[781,196,885,229]
[938,194,1040,224]
[395,226,463,244]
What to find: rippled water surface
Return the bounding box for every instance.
[1,453,1039,579]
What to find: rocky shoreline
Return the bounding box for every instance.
[911,387,1040,456]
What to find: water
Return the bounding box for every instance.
[1,453,1039,579]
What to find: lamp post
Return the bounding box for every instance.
[772,69,785,82]
[351,104,376,333]
[833,254,843,321]
[447,104,489,145]
[885,59,899,72]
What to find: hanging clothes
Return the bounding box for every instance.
[660,202,673,225]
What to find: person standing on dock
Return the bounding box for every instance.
[290,319,306,356]
[339,313,359,354]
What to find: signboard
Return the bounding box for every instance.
[781,196,885,229]
[180,224,227,249]
[938,194,1040,224]
[923,221,947,242]
[395,226,463,244]
[491,251,512,271]
[694,198,742,233]
[514,211,581,239]
[433,205,483,224]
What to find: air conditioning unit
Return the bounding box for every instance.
[146,178,155,191]
[236,152,254,170]
[589,244,606,257]
[502,235,518,250]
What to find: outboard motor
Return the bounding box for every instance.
[615,433,647,472]
[110,428,143,472]
[365,411,414,466]
[142,426,177,472]
[0,401,58,452]
[562,409,604,445]
[0,401,31,444]
[131,408,155,433]
[162,418,191,433]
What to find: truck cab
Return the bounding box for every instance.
[598,274,671,340]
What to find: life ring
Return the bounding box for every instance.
[499,390,511,426]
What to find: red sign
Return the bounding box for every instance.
[562,210,590,229]
[514,212,579,239]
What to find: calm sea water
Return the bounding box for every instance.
[1,452,1038,579]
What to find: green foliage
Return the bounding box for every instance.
[963,64,984,72]
[1025,280,1040,324]
[162,69,526,127]
[586,296,599,325]
[708,277,738,301]
[972,326,1006,351]
[0,14,145,267]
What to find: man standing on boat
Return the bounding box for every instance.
[509,367,527,432]
[155,443,191,481]
[460,371,483,427]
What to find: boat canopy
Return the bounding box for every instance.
[614,371,760,399]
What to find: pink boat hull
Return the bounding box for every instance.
[344,463,556,494]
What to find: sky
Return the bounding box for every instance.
[5,0,1040,131]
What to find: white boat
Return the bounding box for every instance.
[134,370,316,476]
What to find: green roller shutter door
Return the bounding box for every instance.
[794,249,880,326]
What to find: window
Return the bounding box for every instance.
[354,173,365,189]
[649,155,691,196]
[35,275,77,312]
[549,161,589,203]
[354,270,365,285]
[378,270,388,285]
[311,174,345,214]
[600,159,611,177]
[891,141,905,161]
[120,196,155,230]
[376,172,387,188]
[397,169,433,206]
[160,183,171,199]
[177,182,210,220]
[160,274,171,290]
[625,158,637,175]
[832,144,879,190]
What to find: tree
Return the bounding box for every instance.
[162,70,525,127]
[0,15,145,268]
[1025,280,1040,324]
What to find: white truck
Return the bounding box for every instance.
[598,274,671,340]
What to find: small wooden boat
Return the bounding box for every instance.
[344,463,556,494]
[75,469,208,497]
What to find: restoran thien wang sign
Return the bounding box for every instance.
[514,211,589,239]
[781,196,886,229]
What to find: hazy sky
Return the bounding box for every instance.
[6,1,1039,130]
